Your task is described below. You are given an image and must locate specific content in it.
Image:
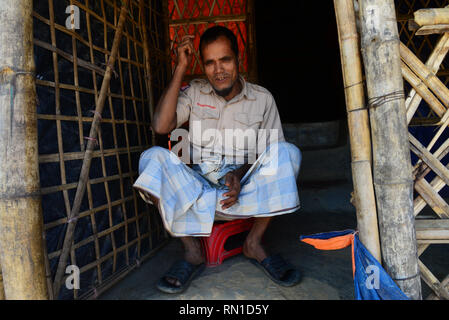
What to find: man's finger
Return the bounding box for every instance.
[221,197,237,209]
[220,195,237,205]
[223,189,238,198]
[181,35,195,41]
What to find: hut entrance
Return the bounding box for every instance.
[1,0,449,301]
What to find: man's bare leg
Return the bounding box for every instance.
[243,217,272,263]
[145,192,204,287]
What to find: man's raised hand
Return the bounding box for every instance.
[176,35,195,70]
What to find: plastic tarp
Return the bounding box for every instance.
[300,230,409,300]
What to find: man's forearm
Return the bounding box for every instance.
[152,65,186,134]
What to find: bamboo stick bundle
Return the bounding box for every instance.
[358,0,422,299]
[0,0,48,299]
[333,0,381,261]
[401,61,446,118]
[414,8,449,26]
[400,42,449,108]
[52,1,129,296]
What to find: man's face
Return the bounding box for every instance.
[201,36,239,98]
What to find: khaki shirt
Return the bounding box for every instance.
[175,76,285,164]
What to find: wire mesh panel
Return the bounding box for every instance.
[396,0,449,300]
[33,0,169,299]
[167,0,257,83]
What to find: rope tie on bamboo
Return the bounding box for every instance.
[0,67,35,137]
[92,287,98,299]
[67,216,78,224]
[367,90,405,110]
[392,272,420,281]
[89,110,103,121]
[84,136,99,146]
[99,61,118,78]
[348,90,406,113]
[344,80,364,90]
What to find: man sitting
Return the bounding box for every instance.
[134,26,302,294]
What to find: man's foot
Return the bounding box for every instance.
[156,260,205,294]
[249,254,301,287]
[243,233,301,287]
[164,237,205,288]
[242,237,268,263]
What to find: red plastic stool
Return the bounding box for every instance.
[200,218,255,267]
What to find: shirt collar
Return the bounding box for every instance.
[200,75,257,101]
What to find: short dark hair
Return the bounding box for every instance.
[199,26,239,60]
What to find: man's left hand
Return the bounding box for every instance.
[220,172,241,210]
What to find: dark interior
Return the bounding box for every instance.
[255,0,346,123]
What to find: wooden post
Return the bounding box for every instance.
[358,0,422,299]
[0,0,48,299]
[334,0,382,262]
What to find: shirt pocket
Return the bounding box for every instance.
[233,112,263,130]
[232,112,263,150]
[190,104,220,147]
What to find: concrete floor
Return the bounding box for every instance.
[99,182,358,300]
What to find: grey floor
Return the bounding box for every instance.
[99,182,358,300]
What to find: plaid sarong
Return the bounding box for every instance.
[133,141,301,237]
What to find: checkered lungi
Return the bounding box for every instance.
[133,141,301,237]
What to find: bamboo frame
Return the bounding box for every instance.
[333,0,381,261]
[52,0,129,296]
[397,0,449,300]
[26,0,170,300]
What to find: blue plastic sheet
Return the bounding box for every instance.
[300,230,409,300]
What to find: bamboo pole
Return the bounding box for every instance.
[52,1,129,296]
[0,0,48,299]
[358,0,422,299]
[140,0,156,147]
[414,8,449,26]
[333,0,381,262]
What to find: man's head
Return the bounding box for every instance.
[199,26,240,99]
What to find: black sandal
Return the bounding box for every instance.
[250,254,301,287]
[156,260,205,294]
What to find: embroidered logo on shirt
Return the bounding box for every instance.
[197,102,216,109]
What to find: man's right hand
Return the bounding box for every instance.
[176,35,195,70]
